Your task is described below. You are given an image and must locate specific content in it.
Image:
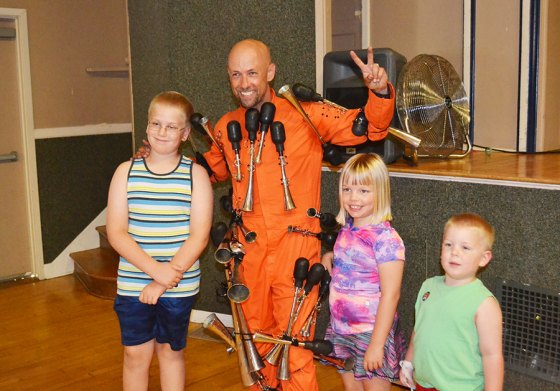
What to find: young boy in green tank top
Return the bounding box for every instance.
[400,213,504,391]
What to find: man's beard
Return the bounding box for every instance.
[236,90,262,109]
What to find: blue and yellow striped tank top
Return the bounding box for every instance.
[116,156,200,297]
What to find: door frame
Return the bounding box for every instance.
[1,7,45,279]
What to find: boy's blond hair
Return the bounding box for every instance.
[336,153,392,226]
[444,213,495,250]
[148,91,194,128]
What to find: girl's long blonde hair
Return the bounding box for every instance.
[336,153,392,226]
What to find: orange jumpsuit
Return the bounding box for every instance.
[204,86,395,391]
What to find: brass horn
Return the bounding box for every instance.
[278,85,326,145]
[223,266,268,387]
[202,313,236,352]
[214,227,235,264]
[284,83,422,164]
[270,122,296,211]
[300,271,331,338]
[232,211,257,243]
[253,332,333,356]
[242,108,259,212]
[314,354,355,371]
[277,263,325,380]
[264,258,309,366]
[227,120,243,182]
[255,102,276,164]
[200,117,223,153]
[228,245,250,303]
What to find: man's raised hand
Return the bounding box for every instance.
[350,47,389,94]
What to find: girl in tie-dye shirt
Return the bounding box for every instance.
[321,153,406,391]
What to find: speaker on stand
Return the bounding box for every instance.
[323,48,406,164]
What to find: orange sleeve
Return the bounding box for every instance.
[300,82,395,146]
[364,83,395,142]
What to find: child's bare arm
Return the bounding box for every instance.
[107,162,182,288]
[139,281,167,305]
[476,296,504,391]
[169,163,213,272]
[321,251,334,274]
[365,260,404,371]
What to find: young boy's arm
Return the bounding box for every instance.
[399,331,416,388]
[106,162,182,289]
[169,163,213,272]
[476,296,504,391]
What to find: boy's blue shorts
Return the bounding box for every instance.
[114,294,197,351]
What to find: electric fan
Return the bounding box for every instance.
[396,54,472,158]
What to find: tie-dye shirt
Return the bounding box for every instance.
[329,219,405,334]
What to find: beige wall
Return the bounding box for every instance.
[370,0,463,77]
[369,0,558,152]
[0,0,131,128]
[538,0,560,151]
[474,0,520,150]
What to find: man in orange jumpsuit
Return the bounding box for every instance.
[203,39,394,391]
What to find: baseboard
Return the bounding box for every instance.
[190,309,233,328]
[44,209,107,279]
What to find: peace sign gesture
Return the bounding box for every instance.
[350,47,389,94]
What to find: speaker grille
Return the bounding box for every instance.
[496,279,560,384]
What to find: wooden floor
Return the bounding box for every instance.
[0,276,406,390]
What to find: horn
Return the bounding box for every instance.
[300,271,331,338]
[222,267,260,387]
[224,266,268,386]
[278,85,326,145]
[228,254,250,303]
[285,83,422,163]
[292,83,349,112]
[255,102,276,164]
[287,226,338,248]
[202,313,236,352]
[306,208,338,230]
[242,108,259,212]
[264,258,308,365]
[277,263,325,380]
[232,211,257,243]
[253,332,333,356]
[190,113,224,154]
[314,354,355,371]
[270,122,296,211]
[214,227,234,264]
[227,120,243,182]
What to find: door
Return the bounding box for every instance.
[0,17,34,280]
[331,0,363,51]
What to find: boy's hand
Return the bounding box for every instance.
[139,281,166,305]
[399,360,415,389]
[153,262,183,289]
[133,139,151,159]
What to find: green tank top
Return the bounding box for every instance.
[413,276,494,391]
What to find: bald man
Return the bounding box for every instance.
[203,39,394,391]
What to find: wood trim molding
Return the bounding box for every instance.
[35,123,132,139]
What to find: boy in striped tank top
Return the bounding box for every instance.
[107,91,213,391]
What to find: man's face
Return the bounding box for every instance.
[227,46,274,110]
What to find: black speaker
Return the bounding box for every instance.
[323,48,406,164]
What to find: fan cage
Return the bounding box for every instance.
[396,54,471,158]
